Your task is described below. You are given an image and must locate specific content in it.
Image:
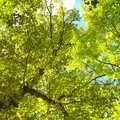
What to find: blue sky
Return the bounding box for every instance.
[74,0,82,9]
[74,0,86,29]
[52,0,86,28]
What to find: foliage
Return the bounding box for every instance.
[0,0,120,119]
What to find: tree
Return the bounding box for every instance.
[84,0,99,8]
[0,0,119,119]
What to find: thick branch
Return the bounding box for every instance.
[0,101,7,110]
[22,85,56,104]
[59,103,68,119]
[58,94,72,101]
[0,96,18,110]
[22,85,68,118]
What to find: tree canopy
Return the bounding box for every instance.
[0,0,120,119]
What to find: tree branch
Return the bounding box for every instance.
[59,103,68,119]
[57,94,72,101]
[111,22,120,37]
[22,85,68,118]
[22,85,56,104]
[52,7,66,56]
[0,95,18,110]
[57,74,105,104]
[97,60,120,69]
[44,0,51,14]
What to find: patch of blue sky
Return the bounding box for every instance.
[74,0,86,29]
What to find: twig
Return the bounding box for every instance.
[111,22,120,37]
[97,60,120,69]
[44,0,51,14]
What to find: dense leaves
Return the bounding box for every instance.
[0,0,120,119]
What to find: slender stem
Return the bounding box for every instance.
[111,22,120,37]
[50,0,53,40]
[45,0,53,117]
[44,0,51,14]
[23,54,29,84]
[97,60,120,69]
[23,36,31,85]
